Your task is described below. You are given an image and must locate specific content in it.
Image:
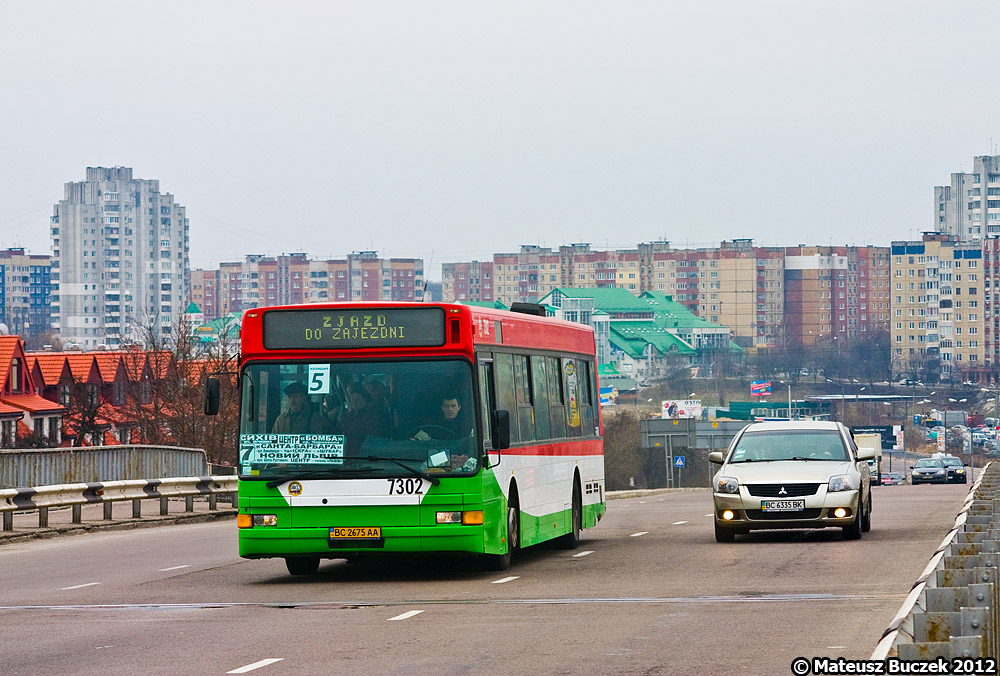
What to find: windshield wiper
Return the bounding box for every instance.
[365,456,440,486]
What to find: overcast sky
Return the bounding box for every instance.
[2,1,999,278]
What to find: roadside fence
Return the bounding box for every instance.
[1,476,238,531]
[0,445,209,488]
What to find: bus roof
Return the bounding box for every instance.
[239,302,596,359]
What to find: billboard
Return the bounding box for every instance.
[661,399,702,419]
[751,380,772,397]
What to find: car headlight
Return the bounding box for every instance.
[715,476,739,494]
[828,475,856,492]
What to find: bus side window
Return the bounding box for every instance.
[530,355,551,441]
[495,352,519,443]
[547,356,566,438]
[579,360,595,437]
[562,358,582,438]
[513,354,534,442]
[478,359,495,448]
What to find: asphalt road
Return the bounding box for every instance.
[0,481,975,676]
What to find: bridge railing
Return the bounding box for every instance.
[0,445,209,488]
[873,461,1000,661]
[0,476,238,531]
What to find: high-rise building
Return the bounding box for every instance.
[783,245,890,346]
[442,261,493,303]
[891,233,984,381]
[50,167,190,347]
[934,155,1000,245]
[0,248,52,338]
[203,251,423,317]
[189,269,219,321]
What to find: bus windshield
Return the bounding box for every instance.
[239,359,479,480]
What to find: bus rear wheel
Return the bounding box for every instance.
[556,479,582,549]
[285,556,320,576]
[483,490,519,571]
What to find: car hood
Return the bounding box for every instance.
[717,460,858,484]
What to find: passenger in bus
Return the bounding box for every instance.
[271,382,332,434]
[338,384,385,456]
[364,379,395,431]
[321,391,345,428]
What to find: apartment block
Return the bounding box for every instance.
[783,245,890,346]
[934,155,1000,244]
[983,237,1000,372]
[50,167,190,347]
[442,261,493,303]
[190,269,219,321]
[202,251,423,316]
[0,248,52,338]
[891,234,984,380]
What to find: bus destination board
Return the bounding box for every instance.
[263,308,446,350]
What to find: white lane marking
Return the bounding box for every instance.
[59,582,100,590]
[630,531,648,537]
[704,514,714,517]
[157,565,191,572]
[673,521,688,525]
[388,610,424,621]
[492,576,519,584]
[573,550,594,558]
[827,646,847,649]
[227,658,284,674]
[639,501,646,504]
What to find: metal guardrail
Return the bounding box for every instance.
[0,445,209,488]
[872,462,1000,662]
[0,476,238,530]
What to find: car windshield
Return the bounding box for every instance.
[938,458,962,467]
[914,459,944,468]
[239,359,479,480]
[728,430,847,462]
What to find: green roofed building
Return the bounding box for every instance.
[454,300,509,310]
[538,287,736,382]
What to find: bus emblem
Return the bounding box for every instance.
[288,482,303,496]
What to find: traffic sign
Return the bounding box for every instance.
[674,456,686,467]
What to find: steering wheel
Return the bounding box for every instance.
[407,425,458,440]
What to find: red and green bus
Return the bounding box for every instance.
[208,302,606,574]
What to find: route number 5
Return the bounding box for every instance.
[308,364,331,394]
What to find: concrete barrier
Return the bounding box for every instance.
[872,461,1000,662]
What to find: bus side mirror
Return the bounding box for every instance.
[491,409,511,451]
[204,377,221,416]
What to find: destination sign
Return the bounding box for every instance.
[263,308,446,350]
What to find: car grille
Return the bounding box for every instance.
[745,509,823,520]
[745,483,821,498]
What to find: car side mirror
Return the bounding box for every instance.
[491,409,511,451]
[855,446,876,461]
[204,377,221,416]
[708,451,724,464]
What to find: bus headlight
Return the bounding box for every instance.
[436,511,484,525]
[252,514,278,527]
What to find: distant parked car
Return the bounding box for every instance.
[880,472,905,486]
